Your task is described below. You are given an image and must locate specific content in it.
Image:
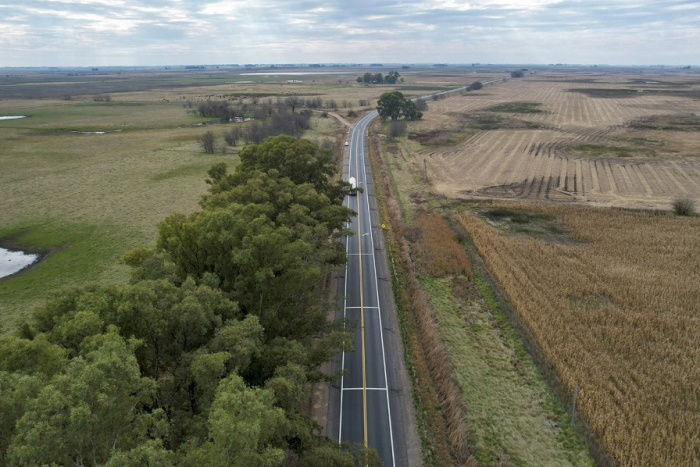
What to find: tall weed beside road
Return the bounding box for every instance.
[413,211,472,279]
[459,204,700,466]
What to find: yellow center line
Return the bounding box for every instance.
[354,131,369,450]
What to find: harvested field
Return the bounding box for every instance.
[459,204,700,466]
[414,72,700,209]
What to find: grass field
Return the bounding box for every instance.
[0,99,227,327]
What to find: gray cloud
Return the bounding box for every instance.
[0,0,697,66]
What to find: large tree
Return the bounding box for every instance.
[7,329,156,466]
[377,91,423,121]
[377,91,406,121]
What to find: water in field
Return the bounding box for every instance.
[0,116,27,120]
[0,248,39,279]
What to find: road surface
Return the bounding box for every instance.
[329,110,414,466]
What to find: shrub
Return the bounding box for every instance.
[672,197,695,216]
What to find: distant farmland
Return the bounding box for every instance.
[413,74,700,210]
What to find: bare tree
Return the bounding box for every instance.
[285,96,303,113]
[201,131,216,154]
[224,127,243,147]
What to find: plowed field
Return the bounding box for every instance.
[416,73,700,209]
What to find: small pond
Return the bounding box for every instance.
[0,247,39,279]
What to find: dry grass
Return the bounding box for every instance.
[413,210,472,279]
[459,203,700,466]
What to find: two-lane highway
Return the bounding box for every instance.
[329,79,509,465]
[329,111,414,466]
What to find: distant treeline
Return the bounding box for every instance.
[188,96,372,121]
[357,70,402,84]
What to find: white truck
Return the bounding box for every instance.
[348,177,357,196]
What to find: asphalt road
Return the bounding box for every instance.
[328,110,413,466]
[327,78,509,465]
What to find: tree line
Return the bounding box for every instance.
[201,110,315,153]
[189,95,372,122]
[0,135,381,466]
[357,71,402,85]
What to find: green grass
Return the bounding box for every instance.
[0,101,231,330]
[1,101,207,131]
[568,143,634,158]
[568,88,641,98]
[422,274,594,466]
[570,88,697,99]
[0,222,130,330]
[485,102,543,114]
[629,114,700,132]
[477,207,574,242]
[150,161,220,182]
[484,208,553,224]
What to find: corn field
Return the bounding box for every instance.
[459,204,700,466]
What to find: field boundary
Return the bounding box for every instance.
[453,214,615,467]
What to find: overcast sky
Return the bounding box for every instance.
[1,0,698,67]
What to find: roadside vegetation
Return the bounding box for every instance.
[369,111,594,465]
